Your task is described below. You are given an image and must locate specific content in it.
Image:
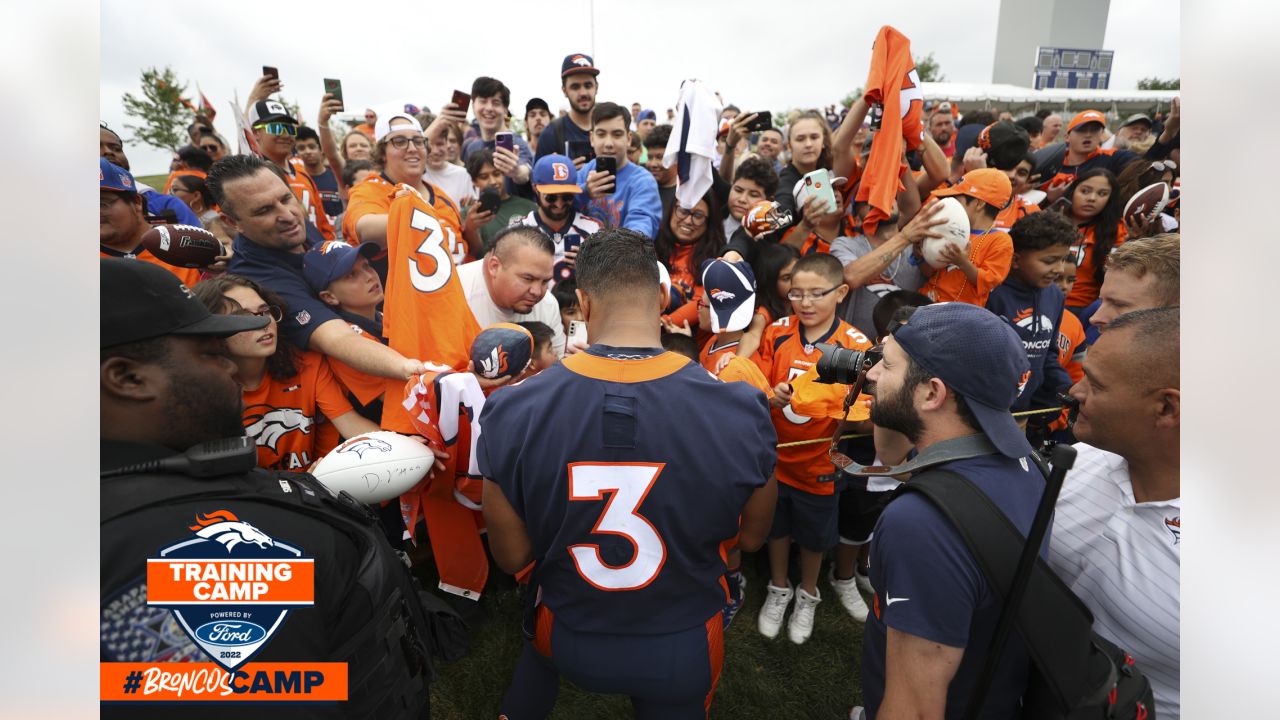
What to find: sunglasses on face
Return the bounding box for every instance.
[200,144,221,153]
[543,193,575,205]
[254,122,297,137]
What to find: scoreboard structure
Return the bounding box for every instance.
[1033,47,1115,90]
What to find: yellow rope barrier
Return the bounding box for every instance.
[775,406,1067,449]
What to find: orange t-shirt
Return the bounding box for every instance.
[919,229,1014,307]
[1066,222,1127,308]
[99,245,202,288]
[343,175,468,266]
[327,321,390,406]
[1056,308,1087,385]
[700,335,741,372]
[993,197,1040,233]
[241,351,353,471]
[285,158,336,242]
[752,315,872,495]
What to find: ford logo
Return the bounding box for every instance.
[194,621,267,646]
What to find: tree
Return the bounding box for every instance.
[840,88,865,110]
[121,66,193,152]
[1137,77,1180,90]
[914,52,945,82]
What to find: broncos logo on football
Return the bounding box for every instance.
[188,510,275,552]
[337,436,393,459]
[243,406,313,451]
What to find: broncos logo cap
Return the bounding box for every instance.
[1067,109,1107,133]
[891,302,1033,459]
[532,154,583,194]
[302,241,381,294]
[561,53,600,78]
[932,168,1014,211]
[101,258,267,348]
[700,259,756,333]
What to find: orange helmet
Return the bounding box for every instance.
[744,200,792,237]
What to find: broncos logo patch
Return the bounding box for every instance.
[189,510,275,552]
[243,405,313,451]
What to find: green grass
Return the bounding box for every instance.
[420,550,866,719]
[135,173,169,190]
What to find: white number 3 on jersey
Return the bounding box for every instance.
[567,463,667,591]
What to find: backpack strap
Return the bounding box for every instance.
[899,465,1110,714]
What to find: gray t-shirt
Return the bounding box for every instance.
[829,234,924,338]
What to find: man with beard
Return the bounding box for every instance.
[515,154,602,285]
[929,106,957,158]
[100,258,436,719]
[855,302,1043,720]
[525,97,553,151]
[535,53,601,166]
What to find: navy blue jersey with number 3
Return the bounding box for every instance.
[477,345,777,634]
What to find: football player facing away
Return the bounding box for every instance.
[478,228,778,719]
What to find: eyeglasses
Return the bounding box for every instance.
[254,122,297,137]
[1149,160,1177,172]
[233,305,283,323]
[386,136,427,150]
[674,206,708,224]
[543,193,575,205]
[787,286,841,303]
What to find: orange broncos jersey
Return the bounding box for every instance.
[700,336,742,372]
[284,158,335,242]
[993,197,1040,232]
[920,229,1014,307]
[342,174,468,266]
[374,186,481,433]
[1050,310,1088,432]
[99,245,202,288]
[1065,222,1127,308]
[752,315,872,495]
[241,351,352,471]
[717,355,774,399]
[402,366,490,598]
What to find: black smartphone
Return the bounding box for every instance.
[478,187,502,214]
[595,155,616,194]
[746,111,772,132]
[452,90,471,113]
[566,140,594,162]
[495,131,515,154]
[262,65,279,81]
[1047,196,1072,215]
[323,78,343,111]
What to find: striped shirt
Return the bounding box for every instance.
[1048,443,1180,720]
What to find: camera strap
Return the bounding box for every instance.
[836,433,1001,478]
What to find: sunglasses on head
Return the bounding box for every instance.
[254,122,297,137]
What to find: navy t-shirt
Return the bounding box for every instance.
[477,345,777,634]
[534,116,592,161]
[226,234,340,349]
[310,166,344,220]
[861,452,1047,720]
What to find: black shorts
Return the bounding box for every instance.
[768,481,839,552]
[837,484,894,545]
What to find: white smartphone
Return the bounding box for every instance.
[568,320,587,347]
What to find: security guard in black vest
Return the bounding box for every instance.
[100,257,433,719]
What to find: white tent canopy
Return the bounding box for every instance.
[919,81,1178,120]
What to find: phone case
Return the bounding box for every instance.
[803,169,837,214]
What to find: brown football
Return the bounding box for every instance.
[1122,182,1170,225]
[140,224,222,268]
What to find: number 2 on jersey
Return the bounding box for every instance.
[567,463,667,591]
[408,208,454,293]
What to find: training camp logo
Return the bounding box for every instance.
[146,510,314,672]
[244,405,314,451]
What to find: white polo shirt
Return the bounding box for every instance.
[1048,443,1180,720]
[457,260,566,358]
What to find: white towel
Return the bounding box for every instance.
[663,79,722,210]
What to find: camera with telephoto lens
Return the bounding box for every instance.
[814,343,883,386]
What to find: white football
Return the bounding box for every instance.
[311,431,434,504]
[922,197,971,269]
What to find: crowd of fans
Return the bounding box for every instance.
[101,46,1181,719]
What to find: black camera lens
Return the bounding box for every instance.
[814,343,868,385]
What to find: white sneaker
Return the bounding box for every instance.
[787,586,822,644]
[829,567,869,623]
[757,582,793,639]
[855,566,874,596]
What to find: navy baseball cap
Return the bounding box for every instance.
[533,154,582,194]
[637,109,657,122]
[101,258,267,348]
[100,158,136,193]
[892,302,1033,458]
[561,53,599,78]
[303,241,381,294]
[700,259,756,333]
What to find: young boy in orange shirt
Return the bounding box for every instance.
[751,253,874,645]
[918,168,1015,307]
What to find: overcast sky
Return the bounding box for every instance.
[101,0,1179,175]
